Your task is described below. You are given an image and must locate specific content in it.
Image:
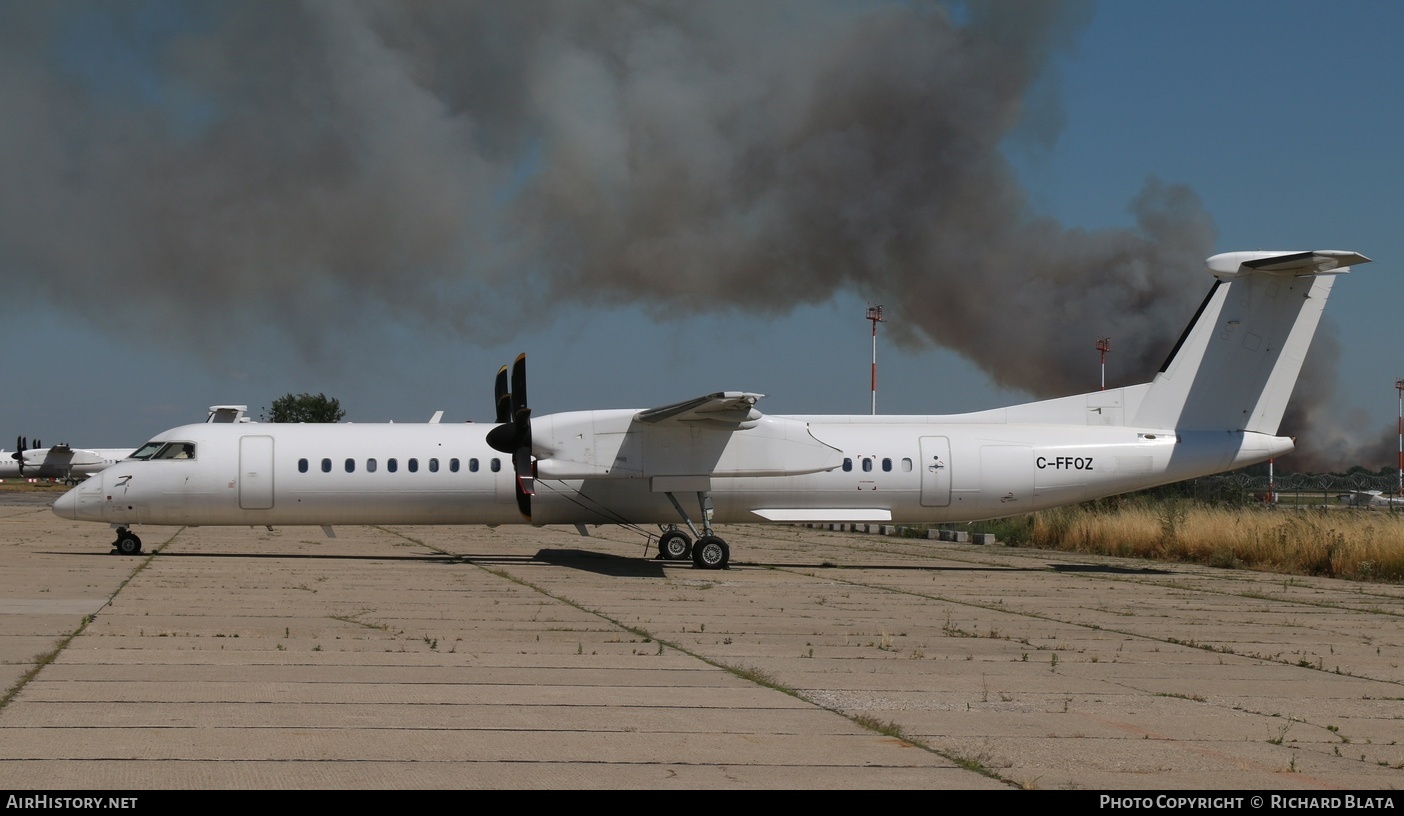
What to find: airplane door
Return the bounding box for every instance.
[239,435,275,510]
[919,436,951,507]
[979,445,1034,514]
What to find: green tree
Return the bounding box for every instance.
[268,393,345,423]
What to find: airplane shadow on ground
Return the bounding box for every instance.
[52,546,674,577]
[50,547,1172,578]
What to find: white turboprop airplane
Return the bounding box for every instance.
[54,250,1369,567]
[1,439,135,485]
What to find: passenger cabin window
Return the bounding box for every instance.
[321,458,332,473]
[490,458,501,472]
[901,458,913,472]
[469,458,479,472]
[344,458,355,473]
[882,458,892,472]
[367,458,377,473]
[387,458,398,473]
[862,458,873,472]
[843,458,852,472]
[429,458,439,473]
[450,458,460,473]
[408,458,419,473]
[298,458,308,473]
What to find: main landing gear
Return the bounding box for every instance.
[657,491,730,570]
[112,527,142,556]
[656,527,692,561]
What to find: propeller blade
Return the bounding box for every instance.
[510,353,527,416]
[486,354,532,473]
[515,474,532,519]
[508,354,533,496]
[485,354,535,515]
[494,365,510,424]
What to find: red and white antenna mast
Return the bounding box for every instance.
[867,305,885,415]
[1396,378,1403,501]
[1096,337,1111,390]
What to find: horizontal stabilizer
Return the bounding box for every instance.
[1207,250,1369,280]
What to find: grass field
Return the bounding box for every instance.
[985,502,1404,583]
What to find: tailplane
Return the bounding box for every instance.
[1131,250,1370,433]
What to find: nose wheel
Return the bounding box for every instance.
[113,529,143,556]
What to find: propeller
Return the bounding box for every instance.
[13,436,33,474]
[494,365,511,424]
[485,354,534,519]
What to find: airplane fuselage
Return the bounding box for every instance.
[54,415,1286,529]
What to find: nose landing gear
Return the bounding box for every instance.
[112,528,142,556]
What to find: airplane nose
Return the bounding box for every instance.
[52,484,80,520]
[53,471,103,521]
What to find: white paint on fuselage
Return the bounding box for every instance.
[54,417,1290,529]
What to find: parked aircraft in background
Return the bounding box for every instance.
[2,439,134,485]
[54,250,1370,567]
[1339,490,1404,508]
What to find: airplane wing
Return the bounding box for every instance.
[534,392,841,480]
[635,392,764,429]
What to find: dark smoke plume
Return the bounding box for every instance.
[0,1,1358,466]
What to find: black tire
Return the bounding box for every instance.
[691,535,729,570]
[115,533,142,556]
[657,531,692,560]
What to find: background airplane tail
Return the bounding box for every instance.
[1131,250,1370,434]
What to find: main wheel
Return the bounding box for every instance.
[657,530,692,560]
[691,535,729,570]
[115,533,142,556]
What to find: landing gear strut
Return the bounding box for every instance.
[662,490,729,570]
[113,528,142,556]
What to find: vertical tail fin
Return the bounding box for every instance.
[1132,250,1370,433]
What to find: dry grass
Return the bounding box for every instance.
[0,482,68,493]
[1027,503,1404,582]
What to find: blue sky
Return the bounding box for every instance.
[2,1,1401,472]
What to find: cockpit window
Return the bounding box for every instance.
[129,442,165,461]
[129,442,196,461]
